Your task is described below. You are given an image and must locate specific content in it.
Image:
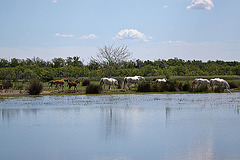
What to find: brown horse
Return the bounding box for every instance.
[48,80,56,89]
[48,78,69,90]
[67,80,79,90]
[0,84,3,90]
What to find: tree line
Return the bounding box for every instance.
[0,56,240,82]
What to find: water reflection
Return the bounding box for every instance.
[1,108,38,122]
[101,107,127,140]
[0,93,240,160]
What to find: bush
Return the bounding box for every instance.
[26,80,43,95]
[229,82,238,89]
[167,81,178,92]
[137,82,151,92]
[85,84,102,94]
[82,79,90,86]
[181,82,190,91]
[2,80,13,89]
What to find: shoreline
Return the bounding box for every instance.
[0,89,239,98]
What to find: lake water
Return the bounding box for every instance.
[0,93,240,160]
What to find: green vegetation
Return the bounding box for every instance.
[1,57,240,82]
[0,56,240,95]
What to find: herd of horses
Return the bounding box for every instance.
[99,76,232,93]
[48,78,80,90]
[0,76,232,94]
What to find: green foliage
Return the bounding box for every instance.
[0,57,240,82]
[26,80,43,95]
[85,84,102,94]
[14,84,24,90]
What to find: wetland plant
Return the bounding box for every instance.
[82,79,90,86]
[137,82,152,92]
[86,84,102,94]
[26,80,43,95]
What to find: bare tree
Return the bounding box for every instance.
[91,44,132,77]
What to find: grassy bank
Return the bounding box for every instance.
[1,75,240,97]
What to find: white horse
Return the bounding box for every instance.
[210,78,231,93]
[192,78,210,87]
[156,78,167,83]
[100,78,118,89]
[123,76,145,89]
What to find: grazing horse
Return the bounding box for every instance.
[210,78,231,93]
[67,80,79,90]
[123,76,145,89]
[48,80,56,89]
[48,78,69,90]
[100,78,118,89]
[156,78,167,83]
[192,78,210,87]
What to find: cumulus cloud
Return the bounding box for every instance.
[55,33,75,38]
[113,29,152,42]
[79,34,97,40]
[52,0,57,3]
[187,0,214,10]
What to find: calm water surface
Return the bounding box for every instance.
[0,93,240,160]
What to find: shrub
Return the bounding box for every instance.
[82,79,90,86]
[2,80,13,89]
[86,84,102,94]
[181,82,190,91]
[229,82,238,89]
[137,82,151,92]
[189,84,209,92]
[26,80,43,95]
[167,80,178,92]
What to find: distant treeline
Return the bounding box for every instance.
[0,57,240,81]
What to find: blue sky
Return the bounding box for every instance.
[0,0,240,62]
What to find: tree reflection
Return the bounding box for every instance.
[101,106,129,140]
[0,108,38,122]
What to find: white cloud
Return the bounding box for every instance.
[54,33,75,38]
[79,34,97,40]
[163,5,168,8]
[187,0,214,10]
[113,29,152,42]
[52,0,57,3]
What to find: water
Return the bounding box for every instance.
[0,93,240,160]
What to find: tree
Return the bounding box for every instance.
[91,44,132,77]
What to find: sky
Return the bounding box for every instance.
[0,0,240,63]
